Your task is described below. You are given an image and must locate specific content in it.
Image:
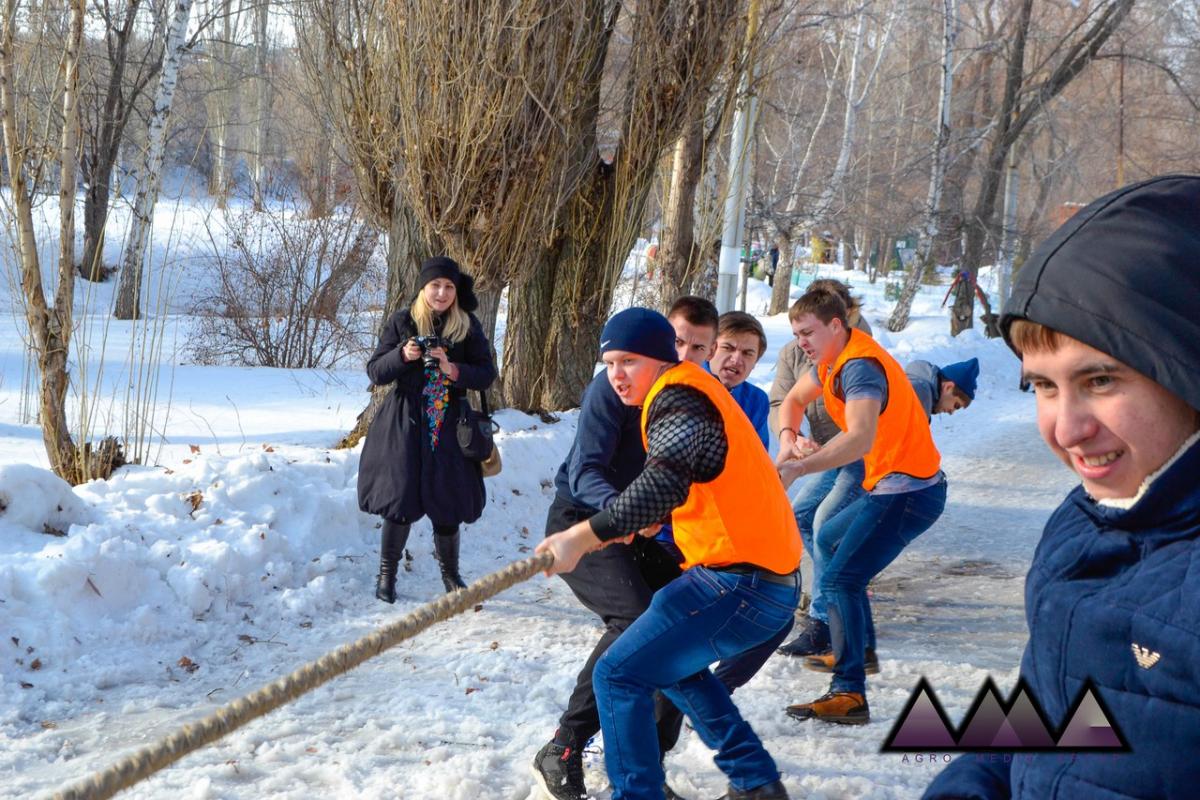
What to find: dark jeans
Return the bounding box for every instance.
[791,459,866,624]
[594,566,799,799]
[545,494,682,746]
[819,478,948,694]
[653,601,795,754]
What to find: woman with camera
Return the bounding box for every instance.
[358,256,497,601]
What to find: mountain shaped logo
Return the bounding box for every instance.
[881,676,1128,753]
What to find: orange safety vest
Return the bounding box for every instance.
[641,361,802,573]
[817,328,941,491]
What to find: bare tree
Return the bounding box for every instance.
[757,17,845,313]
[204,0,246,207]
[113,0,197,320]
[804,1,897,233]
[1,0,120,481]
[887,0,957,331]
[299,0,439,303]
[949,0,1134,335]
[59,0,85,279]
[298,0,441,447]
[250,0,269,210]
[78,0,159,282]
[327,0,743,412]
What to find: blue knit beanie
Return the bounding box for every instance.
[940,357,980,400]
[599,308,679,364]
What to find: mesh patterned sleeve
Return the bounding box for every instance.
[589,384,728,541]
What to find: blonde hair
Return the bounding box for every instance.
[412,291,471,343]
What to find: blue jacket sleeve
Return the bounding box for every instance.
[922,755,1012,799]
[751,393,770,450]
[566,378,629,511]
[923,640,1028,800]
[731,382,770,450]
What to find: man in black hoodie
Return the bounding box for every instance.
[923,174,1200,800]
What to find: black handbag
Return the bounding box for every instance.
[457,390,501,475]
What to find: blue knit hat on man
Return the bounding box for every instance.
[940,357,980,400]
[599,308,679,364]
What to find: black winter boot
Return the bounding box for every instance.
[716,779,790,799]
[433,526,467,593]
[776,616,830,657]
[531,737,586,800]
[375,521,410,604]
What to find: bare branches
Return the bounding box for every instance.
[383,2,615,288]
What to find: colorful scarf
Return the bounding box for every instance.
[422,362,452,448]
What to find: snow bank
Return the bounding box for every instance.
[0,464,93,537]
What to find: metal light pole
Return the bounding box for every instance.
[717,0,761,313]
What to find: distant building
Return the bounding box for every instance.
[1050,202,1087,230]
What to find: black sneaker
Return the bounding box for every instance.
[776,617,830,656]
[718,779,790,799]
[532,739,585,800]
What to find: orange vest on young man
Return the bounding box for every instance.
[817,328,941,491]
[640,361,802,574]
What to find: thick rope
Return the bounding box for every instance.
[51,551,555,800]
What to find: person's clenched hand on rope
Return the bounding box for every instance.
[535,521,639,575]
[775,435,821,489]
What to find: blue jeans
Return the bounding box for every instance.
[594,566,799,799]
[792,460,866,624]
[818,478,947,694]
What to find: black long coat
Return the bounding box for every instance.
[357,308,497,526]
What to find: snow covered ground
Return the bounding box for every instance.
[1,193,1078,799]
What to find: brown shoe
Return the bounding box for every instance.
[786,691,870,725]
[801,647,879,675]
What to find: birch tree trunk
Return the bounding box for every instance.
[887,0,957,332]
[59,0,85,276]
[113,0,194,320]
[803,5,895,232]
[206,0,237,207]
[251,0,270,212]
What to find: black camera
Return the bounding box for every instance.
[412,335,452,367]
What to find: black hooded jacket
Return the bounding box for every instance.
[357,308,497,525]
